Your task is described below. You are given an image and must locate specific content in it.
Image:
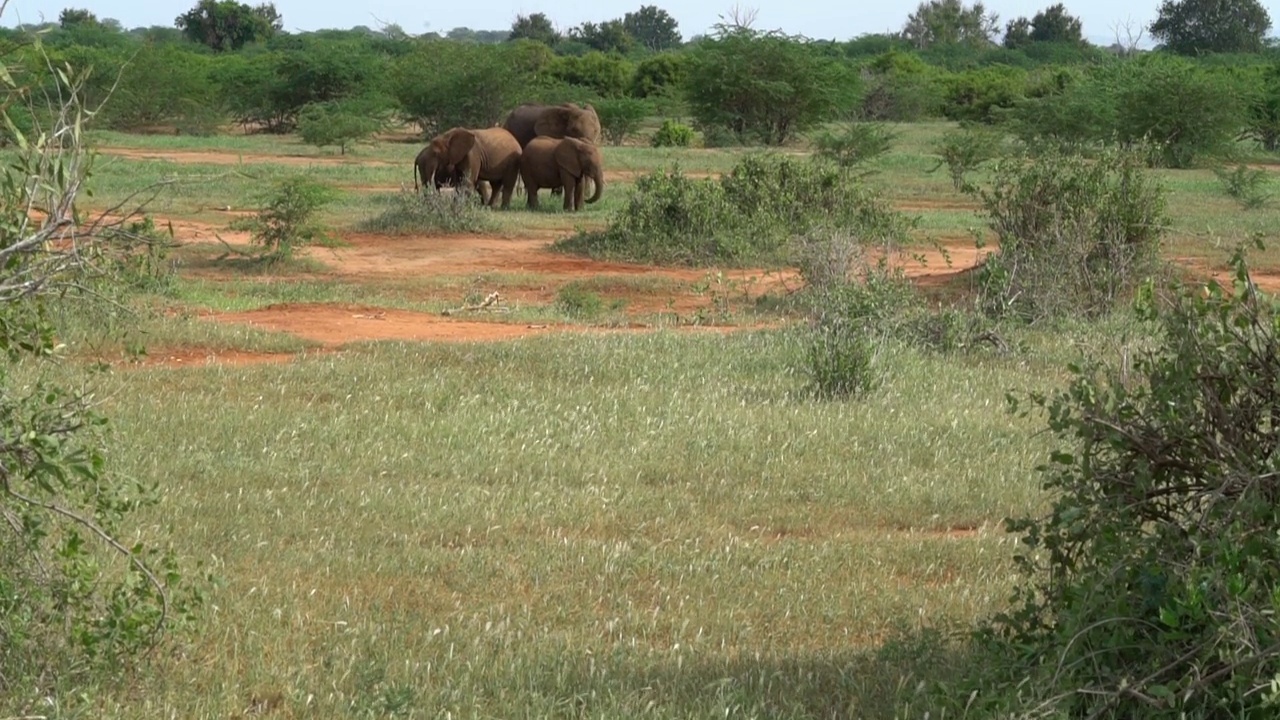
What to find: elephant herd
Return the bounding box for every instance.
[412,102,606,212]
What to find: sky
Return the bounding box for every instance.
[3,0,1272,46]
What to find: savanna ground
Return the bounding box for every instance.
[43,121,1280,717]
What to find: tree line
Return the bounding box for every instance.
[0,0,1276,156]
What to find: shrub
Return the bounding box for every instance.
[356,189,492,236]
[241,176,336,261]
[811,122,897,169]
[802,319,879,400]
[630,52,688,98]
[547,51,633,99]
[942,66,1027,123]
[554,282,606,319]
[930,125,1006,190]
[651,119,693,147]
[1214,163,1274,209]
[297,97,390,154]
[977,146,1166,321]
[555,153,911,267]
[1244,60,1280,151]
[943,248,1280,717]
[594,97,649,145]
[858,51,945,121]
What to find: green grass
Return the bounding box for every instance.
[52,326,1069,717]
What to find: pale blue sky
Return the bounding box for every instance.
[4,0,1274,45]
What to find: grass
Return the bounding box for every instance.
[11,119,1278,716]
[59,328,1060,717]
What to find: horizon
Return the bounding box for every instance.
[0,0,1205,48]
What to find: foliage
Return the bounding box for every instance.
[569,20,635,55]
[1003,68,1116,151]
[812,122,897,168]
[1245,60,1280,151]
[1003,17,1032,49]
[622,5,682,51]
[58,8,98,28]
[930,125,1005,190]
[802,312,879,400]
[630,52,688,98]
[392,40,551,135]
[1214,163,1274,209]
[1031,3,1084,43]
[547,52,633,99]
[857,51,946,121]
[239,176,336,262]
[651,119,693,147]
[557,154,910,267]
[0,30,202,709]
[945,248,1280,717]
[977,146,1166,321]
[508,13,560,46]
[91,44,222,134]
[297,98,388,154]
[174,0,281,52]
[1150,0,1273,54]
[684,27,860,145]
[942,66,1026,123]
[356,190,493,236]
[902,0,1000,50]
[555,283,607,319]
[594,98,649,145]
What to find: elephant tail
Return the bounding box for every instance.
[413,163,421,191]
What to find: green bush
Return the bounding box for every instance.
[630,52,688,98]
[857,51,945,121]
[942,66,1027,123]
[940,249,1280,717]
[547,51,633,99]
[651,119,693,147]
[977,146,1166,321]
[297,97,389,154]
[812,122,897,169]
[241,176,337,262]
[356,190,493,236]
[556,153,910,267]
[930,125,1006,190]
[1214,163,1273,209]
[802,320,879,400]
[1244,61,1280,151]
[594,97,649,145]
[554,282,607,319]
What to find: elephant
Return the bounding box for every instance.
[502,103,602,198]
[413,127,521,209]
[519,136,605,212]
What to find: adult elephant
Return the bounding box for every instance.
[520,136,604,212]
[501,103,602,148]
[414,127,521,209]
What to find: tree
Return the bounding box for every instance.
[684,27,860,145]
[175,0,282,52]
[1004,17,1032,48]
[902,0,1000,49]
[1150,0,1272,54]
[58,8,98,27]
[622,5,682,51]
[508,13,560,46]
[570,19,636,54]
[1030,3,1084,43]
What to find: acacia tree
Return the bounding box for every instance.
[622,5,682,51]
[175,0,282,51]
[902,0,1000,49]
[1150,0,1272,54]
[570,19,636,54]
[508,12,560,46]
[685,26,860,145]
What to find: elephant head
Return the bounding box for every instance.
[534,104,602,146]
[555,138,604,205]
[416,128,478,192]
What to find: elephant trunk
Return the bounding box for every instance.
[586,165,604,204]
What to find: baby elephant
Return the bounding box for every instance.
[519,136,605,211]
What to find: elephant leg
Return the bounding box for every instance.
[574,177,586,211]
[526,184,539,210]
[558,170,576,211]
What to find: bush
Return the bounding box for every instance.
[651,119,693,147]
[1213,162,1274,209]
[594,97,649,145]
[556,153,911,267]
[547,51,633,98]
[630,52,688,98]
[930,125,1006,190]
[802,320,879,400]
[811,122,896,169]
[857,51,945,121]
[977,146,1166,321]
[554,282,606,319]
[1244,60,1280,151]
[240,176,336,261]
[942,66,1027,123]
[297,97,390,154]
[941,248,1280,717]
[356,189,492,236]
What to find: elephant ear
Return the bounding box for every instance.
[446,130,476,166]
[554,139,584,177]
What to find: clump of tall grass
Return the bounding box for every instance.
[358,189,493,235]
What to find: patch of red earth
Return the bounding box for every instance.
[1171,256,1280,293]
